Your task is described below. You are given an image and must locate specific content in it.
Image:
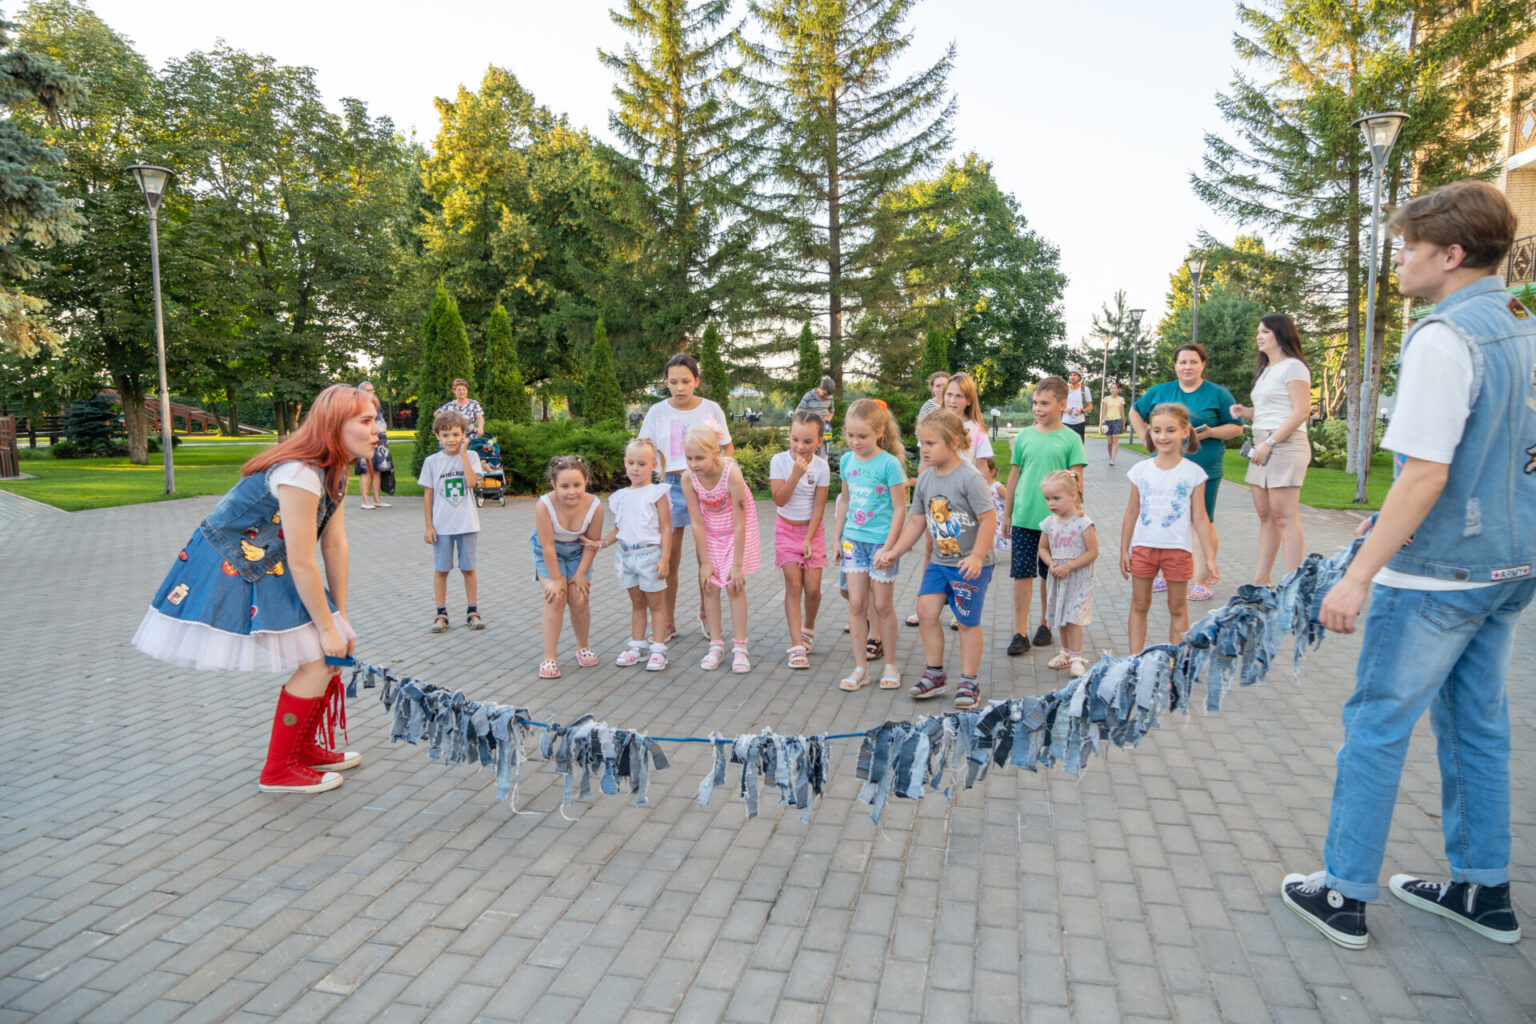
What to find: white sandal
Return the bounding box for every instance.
[731,642,751,674]
[839,666,869,692]
[800,628,816,652]
[700,642,725,670]
[878,664,901,690]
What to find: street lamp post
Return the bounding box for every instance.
[1185,256,1206,350]
[1127,308,1146,406]
[1351,111,1408,504]
[128,164,175,495]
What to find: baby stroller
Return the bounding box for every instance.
[468,435,507,507]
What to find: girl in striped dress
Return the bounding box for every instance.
[682,421,761,672]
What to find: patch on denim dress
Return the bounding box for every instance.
[1490,565,1531,581]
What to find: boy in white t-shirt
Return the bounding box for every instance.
[419,409,483,633]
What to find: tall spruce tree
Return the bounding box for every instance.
[1194,0,1536,472]
[699,320,728,402]
[740,0,954,391]
[412,284,450,474]
[481,303,528,423]
[585,317,627,424]
[920,327,948,380]
[0,12,81,357]
[794,321,821,396]
[600,0,754,350]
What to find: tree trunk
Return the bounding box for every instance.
[826,92,842,393]
[1344,165,1362,474]
[115,373,149,465]
[273,400,288,439]
[220,387,241,436]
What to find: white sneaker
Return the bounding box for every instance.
[359,501,375,509]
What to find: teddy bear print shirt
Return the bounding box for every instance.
[911,461,996,567]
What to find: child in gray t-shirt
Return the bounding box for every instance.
[875,411,998,708]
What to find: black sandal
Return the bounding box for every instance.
[865,638,883,660]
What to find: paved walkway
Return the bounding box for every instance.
[1,440,1532,1023]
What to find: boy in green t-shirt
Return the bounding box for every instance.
[1003,377,1087,655]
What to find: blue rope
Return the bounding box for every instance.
[514,717,865,743]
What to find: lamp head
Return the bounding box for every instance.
[1352,112,1408,165]
[1128,308,1145,332]
[1184,256,1206,282]
[126,164,173,211]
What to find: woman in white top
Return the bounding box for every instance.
[1230,314,1313,584]
[637,352,734,642]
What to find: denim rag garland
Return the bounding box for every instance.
[352,539,1363,823]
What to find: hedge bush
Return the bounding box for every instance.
[480,418,630,492]
[1309,417,1382,470]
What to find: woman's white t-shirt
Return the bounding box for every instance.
[267,461,323,498]
[768,451,830,520]
[1126,457,1208,552]
[638,398,732,475]
[1251,358,1311,432]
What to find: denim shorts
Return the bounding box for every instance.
[433,532,478,573]
[918,562,993,627]
[531,532,589,580]
[667,473,690,528]
[617,542,665,593]
[841,538,899,584]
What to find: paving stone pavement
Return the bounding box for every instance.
[2,439,1533,1023]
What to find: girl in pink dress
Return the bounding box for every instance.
[682,421,761,672]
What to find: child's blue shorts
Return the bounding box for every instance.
[531,533,590,580]
[918,562,994,627]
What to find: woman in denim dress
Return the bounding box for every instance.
[131,385,382,795]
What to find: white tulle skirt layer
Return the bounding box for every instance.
[131,608,356,674]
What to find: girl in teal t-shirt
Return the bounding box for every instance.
[834,399,908,693]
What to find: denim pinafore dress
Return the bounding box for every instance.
[131,462,352,673]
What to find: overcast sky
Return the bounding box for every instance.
[89,0,1247,367]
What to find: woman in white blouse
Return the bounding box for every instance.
[1230,314,1312,584]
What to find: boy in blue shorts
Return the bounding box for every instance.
[1004,376,1087,655]
[419,409,483,632]
[876,409,998,708]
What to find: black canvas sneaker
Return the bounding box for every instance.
[1032,624,1053,647]
[1006,632,1030,656]
[1389,876,1522,943]
[1282,871,1369,949]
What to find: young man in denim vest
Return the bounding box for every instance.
[1282,180,1535,948]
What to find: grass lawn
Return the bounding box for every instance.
[1113,437,1392,511]
[2,438,425,512]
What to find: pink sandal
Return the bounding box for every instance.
[576,647,599,668]
[538,659,561,679]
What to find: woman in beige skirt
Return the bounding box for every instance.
[1230,314,1312,584]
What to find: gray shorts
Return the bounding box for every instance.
[617,542,666,593]
[433,532,478,573]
